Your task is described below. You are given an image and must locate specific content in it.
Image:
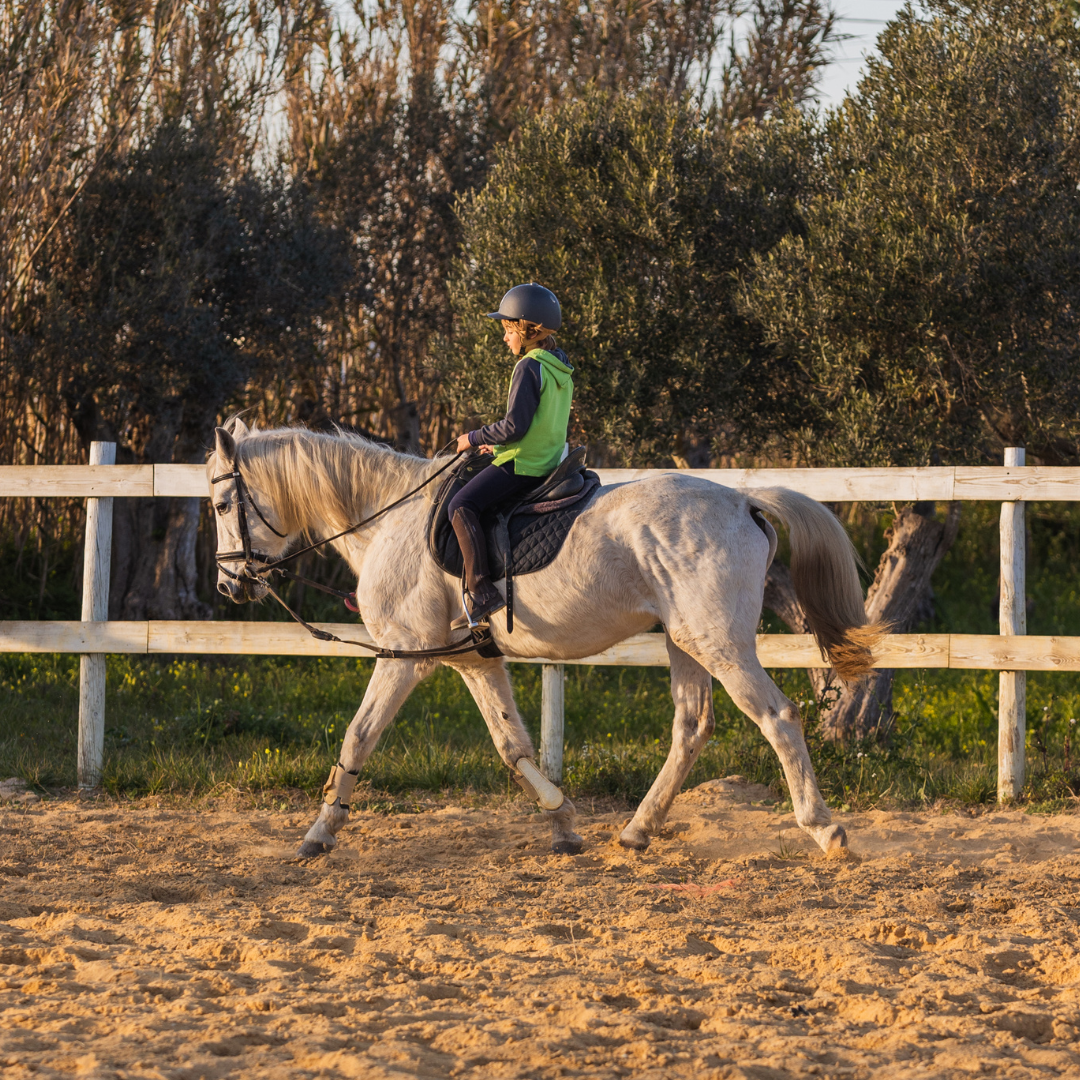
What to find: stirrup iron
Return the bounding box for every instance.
[454,583,487,630]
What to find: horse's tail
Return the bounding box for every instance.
[748,487,885,680]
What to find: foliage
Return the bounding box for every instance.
[0,0,843,617]
[0,0,346,619]
[444,91,822,464]
[280,0,838,451]
[26,124,341,466]
[460,0,837,139]
[741,0,1080,466]
[449,0,1080,468]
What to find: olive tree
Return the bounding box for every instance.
[745,0,1080,737]
[445,1,1080,739]
[743,0,1080,468]
[444,89,822,465]
[20,122,343,620]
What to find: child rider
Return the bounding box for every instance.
[450,282,574,627]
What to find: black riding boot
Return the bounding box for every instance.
[451,507,506,627]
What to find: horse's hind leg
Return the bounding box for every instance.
[700,642,845,854]
[298,658,432,859]
[619,637,715,851]
[453,658,583,856]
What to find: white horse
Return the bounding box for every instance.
[207,420,882,858]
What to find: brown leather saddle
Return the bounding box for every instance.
[427,447,601,632]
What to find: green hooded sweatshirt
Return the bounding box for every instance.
[493,348,574,476]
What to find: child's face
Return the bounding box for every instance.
[502,325,524,355]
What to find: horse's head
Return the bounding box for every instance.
[206,419,289,603]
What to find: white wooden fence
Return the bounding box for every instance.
[2,445,1072,801]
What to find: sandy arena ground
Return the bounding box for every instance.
[1,779,1079,1080]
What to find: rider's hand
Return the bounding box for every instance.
[455,433,473,454]
[478,444,494,455]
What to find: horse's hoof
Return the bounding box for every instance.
[618,824,650,851]
[826,825,848,852]
[296,840,329,859]
[552,833,584,856]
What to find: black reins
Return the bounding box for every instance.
[211,448,494,660]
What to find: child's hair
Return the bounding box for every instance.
[506,319,557,352]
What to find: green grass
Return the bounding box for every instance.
[1,501,1079,811]
[2,651,1077,812]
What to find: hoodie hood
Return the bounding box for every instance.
[531,347,573,389]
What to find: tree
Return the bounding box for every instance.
[443,1,1080,739]
[0,0,841,619]
[459,0,836,140]
[274,0,838,456]
[443,90,824,465]
[742,0,1080,468]
[281,0,488,450]
[718,0,838,123]
[0,0,345,619]
[19,122,344,619]
[743,0,1080,736]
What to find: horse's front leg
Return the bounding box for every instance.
[298,658,432,859]
[453,658,583,856]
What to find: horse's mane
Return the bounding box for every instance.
[229,425,436,535]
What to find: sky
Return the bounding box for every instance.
[815,0,910,107]
[323,0,914,114]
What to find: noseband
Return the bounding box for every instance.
[210,448,497,661]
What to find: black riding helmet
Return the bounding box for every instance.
[486,282,561,330]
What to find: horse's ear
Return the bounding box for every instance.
[225,415,250,438]
[215,427,237,464]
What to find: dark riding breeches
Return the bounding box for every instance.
[447,462,540,520]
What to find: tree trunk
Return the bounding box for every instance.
[102,409,215,622]
[392,400,421,454]
[763,502,962,741]
[110,493,212,620]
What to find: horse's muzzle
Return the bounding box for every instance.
[217,578,247,602]
[217,576,265,603]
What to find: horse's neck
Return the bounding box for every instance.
[293,436,434,535]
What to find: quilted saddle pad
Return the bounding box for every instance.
[427,454,601,582]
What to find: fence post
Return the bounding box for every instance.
[998,446,1026,802]
[78,441,116,790]
[539,663,565,783]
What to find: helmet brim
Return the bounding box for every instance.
[486,311,511,321]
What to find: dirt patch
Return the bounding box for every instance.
[1,783,1079,1078]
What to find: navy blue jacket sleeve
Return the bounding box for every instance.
[468,357,543,447]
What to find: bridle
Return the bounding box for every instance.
[210,464,288,581]
[210,448,496,660]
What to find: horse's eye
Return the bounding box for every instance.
[214,502,229,516]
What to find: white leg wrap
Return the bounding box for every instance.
[515,758,565,812]
[322,763,359,808]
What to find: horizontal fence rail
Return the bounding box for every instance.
[0,445,1063,802]
[5,623,1080,672]
[4,462,1080,501]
